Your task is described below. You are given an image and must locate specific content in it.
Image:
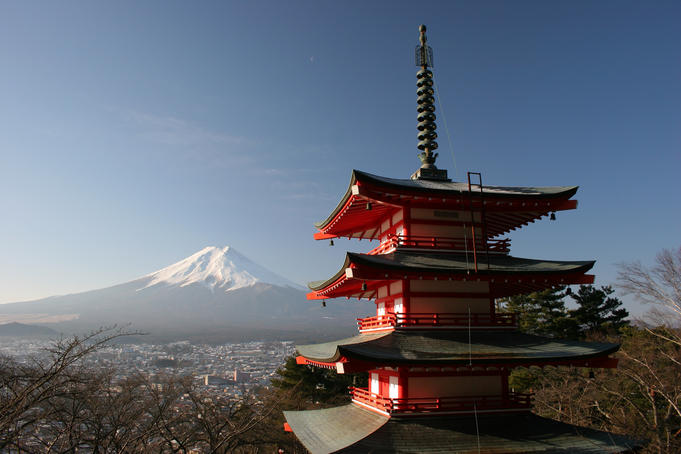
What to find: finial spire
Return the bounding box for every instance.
[412,25,449,182]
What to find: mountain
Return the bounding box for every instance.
[0,246,367,342]
[140,246,302,292]
[0,322,58,337]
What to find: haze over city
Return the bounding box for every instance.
[1,0,679,319]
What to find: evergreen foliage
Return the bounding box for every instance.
[501,284,629,339]
[569,285,629,335]
[504,284,630,397]
[270,356,366,409]
[501,287,577,338]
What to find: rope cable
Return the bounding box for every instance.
[463,222,470,272]
[474,402,481,454]
[468,305,472,366]
[433,78,459,180]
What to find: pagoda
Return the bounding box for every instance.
[284,26,642,453]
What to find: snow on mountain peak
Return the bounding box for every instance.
[139,246,300,292]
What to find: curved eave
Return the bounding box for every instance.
[349,251,595,275]
[314,171,359,231]
[284,405,644,454]
[314,170,580,239]
[307,252,595,300]
[284,405,388,454]
[296,330,620,367]
[354,170,579,199]
[307,254,353,293]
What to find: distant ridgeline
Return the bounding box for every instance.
[0,246,365,343]
[0,322,57,337]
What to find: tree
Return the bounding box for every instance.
[531,327,681,454]
[612,245,681,452]
[526,246,681,453]
[35,370,174,452]
[0,327,134,451]
[0,329,289,453]
[501,285,630,340]
[270,356,366,410]
[618,246,681,333]
[569,285,629,336]
[503,248,681,453]
[505,285,629,408]
[501,287,578,338]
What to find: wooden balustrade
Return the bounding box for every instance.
[357,312,517,331]
[349,386,393,411]
[368,234,510,255]
[356,314,397,330]
[350,386,532,414]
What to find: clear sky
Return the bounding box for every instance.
[1,1,679,316]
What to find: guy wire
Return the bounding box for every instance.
[474,402,481,454]
[433,78,459,180]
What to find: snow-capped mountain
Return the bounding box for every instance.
[140,246,301,292]
[0,246,363,342]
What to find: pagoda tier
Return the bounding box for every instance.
[284,405,643,453]
[295,330,619,371]
[295,330,619,420]
[307,250,595,301]
[313,170,579,240]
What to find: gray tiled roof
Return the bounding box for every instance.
[354,170,579,197]
[315,170,579,229]
[308,251,594,291]
[296,330,619,365]
[352,251,594,274]
[284,404,388,453]
[285,404,643,453]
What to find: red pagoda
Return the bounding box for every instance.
[284,25,642,453]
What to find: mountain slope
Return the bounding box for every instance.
[140,246,302,292]
[0,246,365,341]
[0,322,58,337]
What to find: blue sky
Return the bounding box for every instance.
[1,1,679,316]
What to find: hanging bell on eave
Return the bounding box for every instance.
[550,212,556,221]
[366,202,373,211]
[322,300,326,308]
[361,282,368,291]
[329,239,334,246]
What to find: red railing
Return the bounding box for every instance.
[351,387,532,414]
[349,386,393,411]
[368,234,510,255]
[357,312,517,331]
[357,314,397,331]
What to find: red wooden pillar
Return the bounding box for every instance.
[398,367,409,400]
[402,204,411,240]
[501,369,509,400]
[403,279,411,314]
[489,295,496,318]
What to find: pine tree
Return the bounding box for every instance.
[568,285,629,335]
[501,287,578,338]
[270,356,366,409]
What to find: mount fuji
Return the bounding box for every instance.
[140,246,303,293]
[0,246,365,342]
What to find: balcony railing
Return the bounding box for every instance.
[368,234,510,255]
[357,314,397,331]
[357,312,517,331]
[350,387,532,415]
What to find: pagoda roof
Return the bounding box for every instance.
[296,330,618,367]
[308,251,595,299]
[314,170,579,239]
[284,404,643,453]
